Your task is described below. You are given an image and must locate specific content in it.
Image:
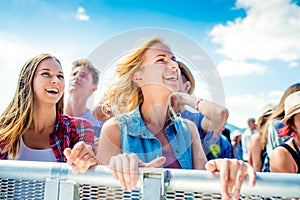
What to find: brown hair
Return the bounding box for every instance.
[72,59,99,85]
[261,83,300,148]
[0,54,63,158]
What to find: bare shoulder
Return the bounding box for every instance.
[100,117,120,139]
[249,132,261,144]
[185,119,199,139]
[270,144,296,173]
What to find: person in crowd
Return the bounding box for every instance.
[92,59,231,159]
[177,61,232,160]
[65,59,104,139]
[242,118,257,161]
[248,103,276,172]
[222,127,232,144]
[270,91,300,173]
[96,38,256,200]
[231,130,243,160]
[262,83,300,160]
[0,53,97,174]
[201,124,233,160]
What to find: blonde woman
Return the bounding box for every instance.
[0,54,97,173]
[97,38,256,200]
[248,103,276,172]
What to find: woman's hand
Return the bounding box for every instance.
[168,92,196,113]
[109,153,166,191]
[205,159,256,200]
[64,141,99,174]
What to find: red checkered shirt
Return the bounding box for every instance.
[0,112,95,162]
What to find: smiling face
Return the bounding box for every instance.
[293,113,300,136]
[68,66,96,98]
[33,58,65,106]
[135,42,181,93]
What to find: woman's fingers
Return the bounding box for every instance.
[108,156,119,180]
[122,154,132,190]
[218,159,231,200]
[231,161,245,200]
[109,154,166,191]
[109,153,140,191]
[129,154,139,190]
[144,156,166,168]
[63,142,98,174]
[232,161,256,199]
[246,162,256,187]
[206,159,256,200]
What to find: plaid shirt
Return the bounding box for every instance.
[0,112,95,162]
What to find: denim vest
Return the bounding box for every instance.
[118,105,193,169]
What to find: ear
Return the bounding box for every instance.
[91,85,97,92]
[132,71,143,86]
[89,85,97,95]
[183,81,191,93]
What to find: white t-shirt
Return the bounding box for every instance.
[8,137,56,162]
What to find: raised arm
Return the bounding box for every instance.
[195,98,228,133]
[92,101,114,122]
[170,92,229,133]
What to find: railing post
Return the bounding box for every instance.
[44,178,60,200]
[140,168,165,200]
[58,164,78,200]
[58,180,78,200]
[44,164,61,200]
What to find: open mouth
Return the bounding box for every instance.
[46,88,59,94]
[164,75,178,80]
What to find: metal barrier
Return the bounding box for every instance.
[0,160,299,200]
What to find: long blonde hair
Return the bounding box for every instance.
[261,83,300,148]
[0,53,64,158]
[102,38,167,116]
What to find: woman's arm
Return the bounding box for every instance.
[169,92,228,133]
[197,99,228,133]
[187,120,207,169]
[248,133,262,172]
[188,118,256,200]
[96,117,122,165]
[92,101,114,122]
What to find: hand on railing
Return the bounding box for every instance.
[205,159,256,200]
[64,141,99,174]
[108,153,166,191]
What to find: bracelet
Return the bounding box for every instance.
[195,98,203,110]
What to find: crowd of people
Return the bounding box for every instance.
[0,37,299,199]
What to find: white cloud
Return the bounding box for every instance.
[210,0,300,62]
[217,59,268,77]
[0,32,87,114]
[191,54,206,61]
[289,61,298,68]
[226,91,283,127]
[75,6,90,21]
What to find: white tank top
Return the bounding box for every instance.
[8,137,57,162]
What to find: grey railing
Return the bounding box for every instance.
[0,160,299,199]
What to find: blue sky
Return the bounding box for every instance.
[0,0,299,128]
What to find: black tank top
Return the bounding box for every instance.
[280,139,300,173]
